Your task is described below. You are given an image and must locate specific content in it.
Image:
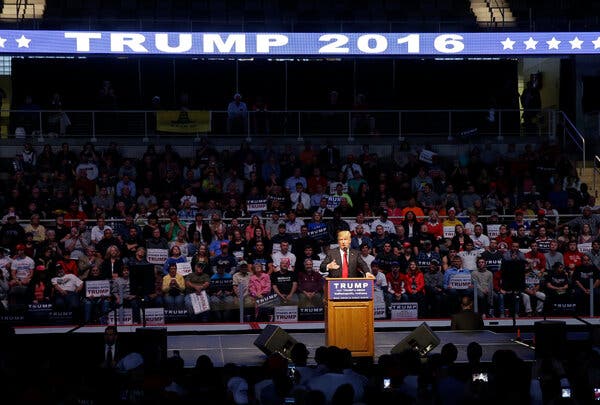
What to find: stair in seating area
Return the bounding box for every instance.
[0,0,46,20]
[470,0,516,28]
[578,162,599,200]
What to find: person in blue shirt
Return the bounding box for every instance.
[443,255,474,315]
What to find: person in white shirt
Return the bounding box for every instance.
[471,224,490,253]
[457,241,478,271]
[289,183,311,211]
[371,211,396,235]
[271,240,297,271]
[91,216,112,245]
[51,263,84,311]
[359,243,375,270]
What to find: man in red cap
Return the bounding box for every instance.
[8,243,35,310]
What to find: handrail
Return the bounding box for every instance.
[2,107,550,141]
[594,155,600,199]
[558,111,586,173]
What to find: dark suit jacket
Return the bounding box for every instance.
[320,248,368,278]
[450,310,484,330]
[187,221,213,244]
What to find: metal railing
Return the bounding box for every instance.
[558,111,586,173]
[4,107,555,144]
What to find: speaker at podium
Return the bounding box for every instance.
[391,322,440,357]
[254,324,298,361]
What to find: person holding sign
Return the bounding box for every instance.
[320,230,368,278]
[83,264,112,324]
[443,256,474,315]
[184,262,211,322]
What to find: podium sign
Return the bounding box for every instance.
[328,279,374,301]
[325,278,374,357]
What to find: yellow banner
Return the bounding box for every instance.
[156,110,211,133]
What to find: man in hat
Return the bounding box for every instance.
[209,261,235,321]
[233,260,252,308]
[210,241,237,274]
[51,262,83,312]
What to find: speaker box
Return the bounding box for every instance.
[391,322,440,357]
[535,320,566,358]
[135,327,168,370]
[254,324,298,360]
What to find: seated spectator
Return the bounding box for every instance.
[210,243,237,274]
[522,265,546,316]
[545,262,572,312]
[424,259,443,317]
[443,256,473,315]
[184,262,210,322]
[472,258,494,317]
[232,260,252,309]
[386,262,408,303]
[30,265,52,305]
[111,265,135,321]
[208,261,235,321]
[162,245,187,275]
[405,260,425,316]
[8,243,35,311]
[572,254,599,315]
[83,264,112,324]
[247,262,272,308]
[162,262,185,311]
[271,257,298,306]
[297,259,324,308]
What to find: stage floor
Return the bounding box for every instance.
[167,329,536,368]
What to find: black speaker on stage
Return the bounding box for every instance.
[391,322,440,357]
[135,327,168,370]
[535,320,566,359]
[254,324,298,360]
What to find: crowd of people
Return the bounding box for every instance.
[0,137,599,325]
[2,322,596,404]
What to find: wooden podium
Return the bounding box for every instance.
[325,278,374,357]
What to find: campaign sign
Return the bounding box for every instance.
[165,309,189,323]
[144,307,165,325]
[247,198,268,212]
[299,306,324,321]
[448,274,472,290]
[443,226,455,238]
[86,280,111,298]
[256,293,278,307]
[176,262,192,276]
[578,243,592,253]
[486,224,501,239]
[328,279,373,301]
[390,302,418,320]
[146,248,169,265]
[48,311,74,325]
[274,305,298,322]
[374,301,387,319]
[26,302,53,324]
[108,308,133,325]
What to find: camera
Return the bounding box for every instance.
[472,373,488,382]
[382,377,392,390]
[562,388,572,398]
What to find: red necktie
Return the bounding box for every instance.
[342,250,349,278]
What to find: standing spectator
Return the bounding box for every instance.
[227,93,248,135]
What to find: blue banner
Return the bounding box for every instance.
[0,30,599,56]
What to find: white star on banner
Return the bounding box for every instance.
[569,37,583,49]
[524,37,538,50]
[501,37,515,50]
[546,37,561,50]
[15,35,31,48]
[592,37,600,49]
[0,37,6,48]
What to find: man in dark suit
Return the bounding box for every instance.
[450,296,484,330]
[187,212,213,244]
[320,230,368,278]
